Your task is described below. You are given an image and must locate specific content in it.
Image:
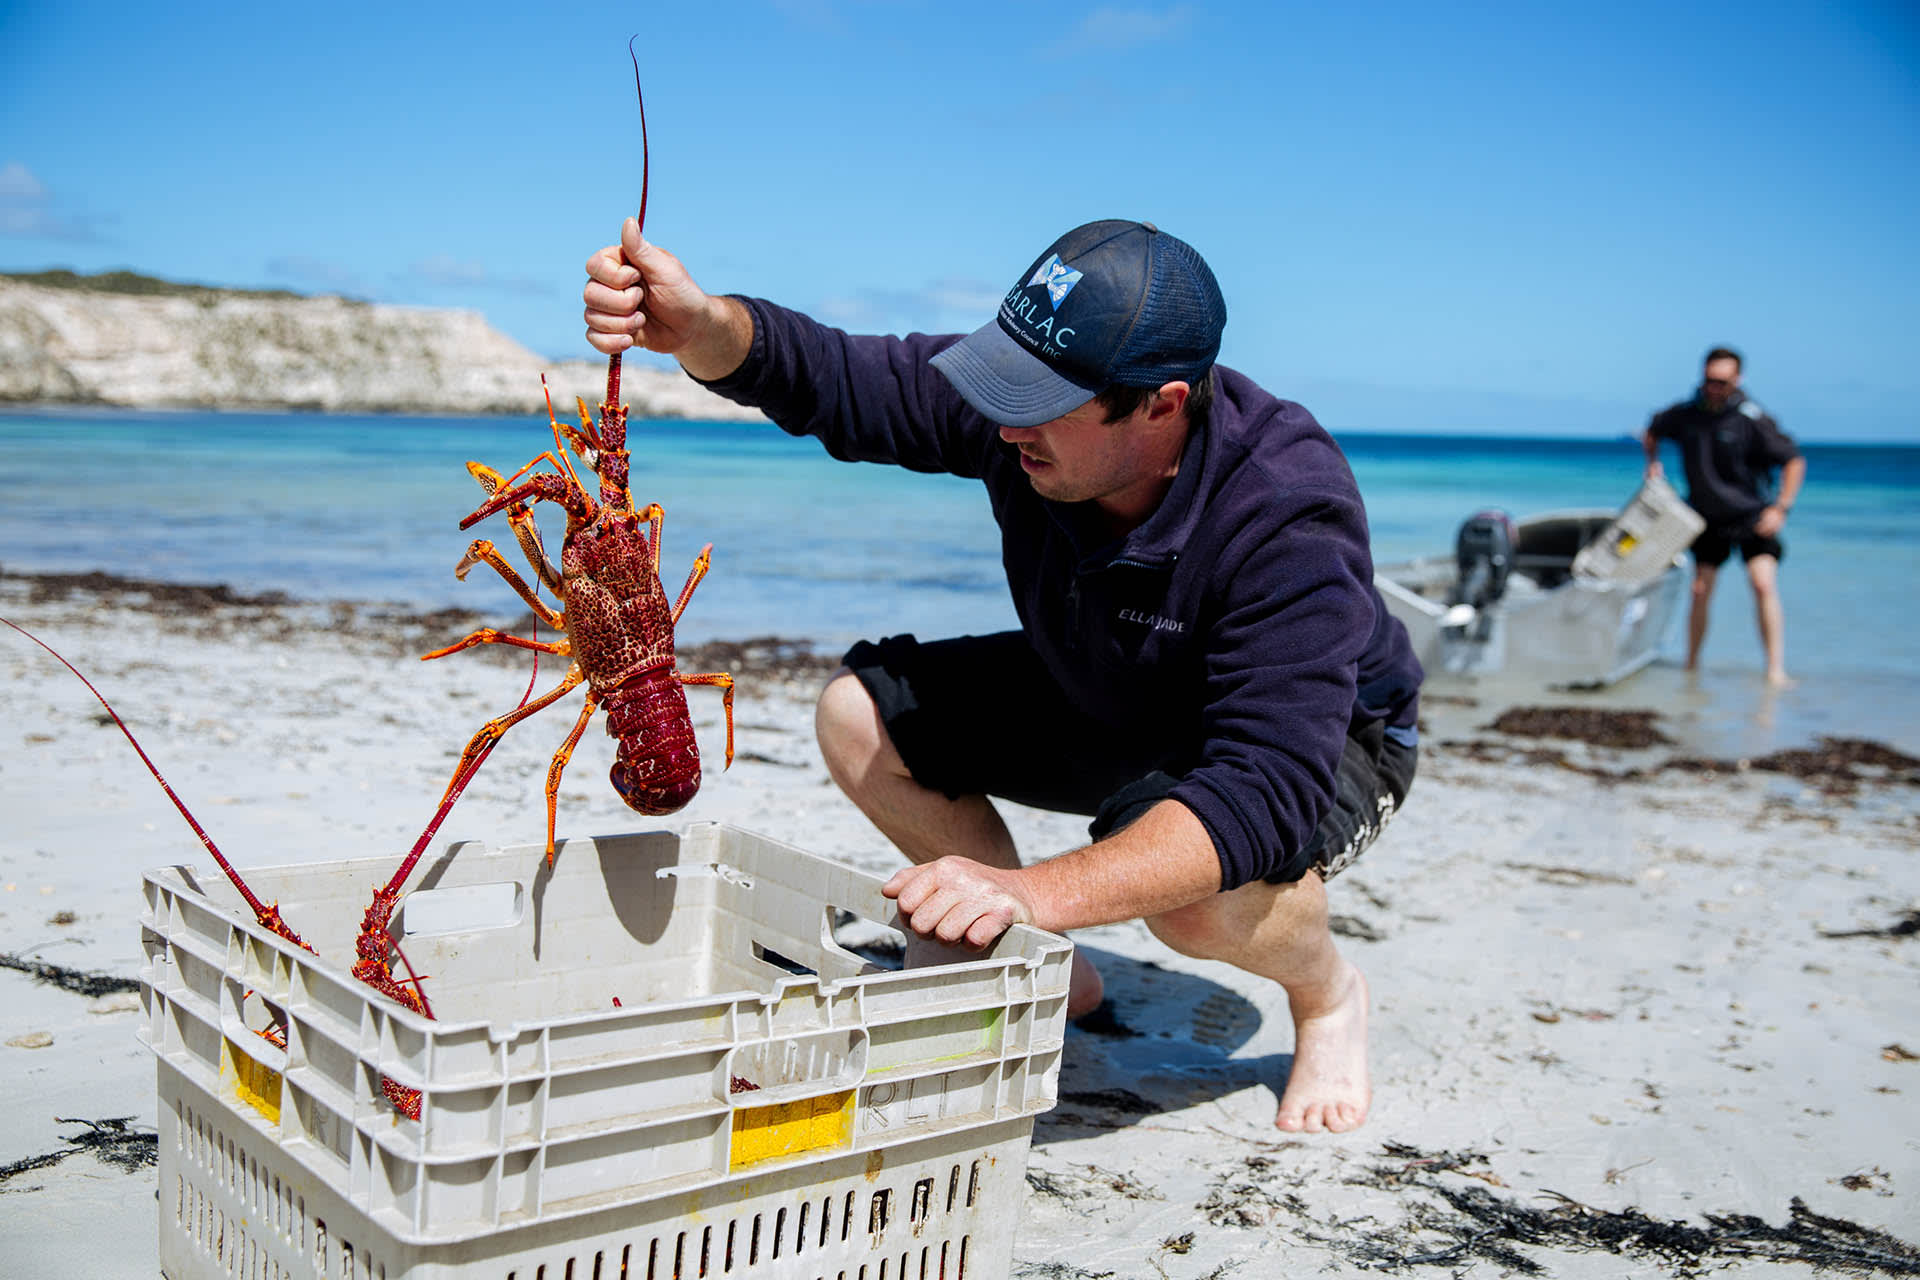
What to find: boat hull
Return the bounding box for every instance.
[1376,510,1691,689]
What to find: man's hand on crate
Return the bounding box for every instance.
[883,857,1036,949]
[882,798,1222,952]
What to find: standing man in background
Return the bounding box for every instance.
[1644,347,1805,686]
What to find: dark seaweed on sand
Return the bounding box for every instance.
[0,1118,156,1186]
[2,566,487,654]
[1348,1184,1920,1276]
[1670,737,1920,795]
[1,566,845,680]
[1330,912,1388,940]
[0,952,140,997]
[10,568,293,611]
[1485,706,1674,749]
[1209,1144,1920,1276]
[676,636,842,682]
[1446,701,1920,796]
[1819,910,1920,942]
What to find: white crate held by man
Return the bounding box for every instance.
[1571,471,1705,587]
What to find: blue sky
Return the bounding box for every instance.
[4,1,1916,439]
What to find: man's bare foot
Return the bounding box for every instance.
[1066,949,1104,1020]
[1275,962,1370,1133]
[1766,669,1796,689]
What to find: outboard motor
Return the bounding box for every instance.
[1447,510,1516,637]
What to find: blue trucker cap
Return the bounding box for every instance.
[930,219,1226,428]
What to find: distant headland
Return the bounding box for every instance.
[0,269,764,420]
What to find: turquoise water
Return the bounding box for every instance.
[3,407,1915,752]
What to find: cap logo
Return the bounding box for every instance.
[1027,254,1083,309]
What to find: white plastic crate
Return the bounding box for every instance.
[140,822,1073,1279]
[1571,471,1705,586]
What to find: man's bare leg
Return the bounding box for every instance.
[1746,554,1791,686]
[1146,871,1369,1133]
[815,670,1104,1015]
[1686,562,1718,671]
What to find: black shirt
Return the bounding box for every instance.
[1647,390,1800,527]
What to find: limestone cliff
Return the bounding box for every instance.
[0,271,764,420]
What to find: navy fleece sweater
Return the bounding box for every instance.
[701,297,1422,888]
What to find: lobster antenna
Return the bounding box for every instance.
[538,374,592,489]
[2,617,279,925]
[630,34,649,237]
[374,613,544,906]
[606,35,649,413]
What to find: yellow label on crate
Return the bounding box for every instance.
[730,1089,854,1169]
[1616,533,1639,554]
[222,1039,282,1126]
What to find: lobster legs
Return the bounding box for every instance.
[444,538,567,632]
[541,691,603,861]
[677,671,736,766]
[422,647,733,861]
[466,466,563,596]
[428,661,587,813]
[670,541,709,622]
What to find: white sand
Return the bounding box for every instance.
[2,580,1916,1277]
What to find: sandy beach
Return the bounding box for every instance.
[2,570,1916,1278]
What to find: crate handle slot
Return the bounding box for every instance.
[826,908,907,973]
[721,1028,869,1107]
[397,881,524,937]
[825,882,907,934]
[656,861,755,888]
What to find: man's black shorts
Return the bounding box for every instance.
[840,631,1416,885]
[1692,521,1784,568]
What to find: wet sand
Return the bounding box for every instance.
[2,570,1917,1277]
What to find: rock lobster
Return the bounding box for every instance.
[421,378,735,864]
[422,47,734,865]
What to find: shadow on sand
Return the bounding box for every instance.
[1034,943,1287,1146]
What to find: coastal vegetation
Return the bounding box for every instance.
[2,268,313,303]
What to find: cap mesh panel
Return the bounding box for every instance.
[1111,236,1225,387]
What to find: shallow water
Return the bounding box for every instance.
[1417,661,1920,760]
[3,407,1914,754]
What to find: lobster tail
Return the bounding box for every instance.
[605,675,701,815]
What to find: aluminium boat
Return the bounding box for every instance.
[1374,477,1702,689]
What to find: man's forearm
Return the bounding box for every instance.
[1776,456,1807,510]
[675,295,755,383]
[1021,798,1224,933]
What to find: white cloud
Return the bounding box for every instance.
[265,255,367,294]
[922,278,1006,315]
[1069,5,1195,49]
[0,162,47,200]
[400,254,553,297]
[412,253,491,288]
[0,160,104,241]
[814,277,1002,334]
[770,0,843,28]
